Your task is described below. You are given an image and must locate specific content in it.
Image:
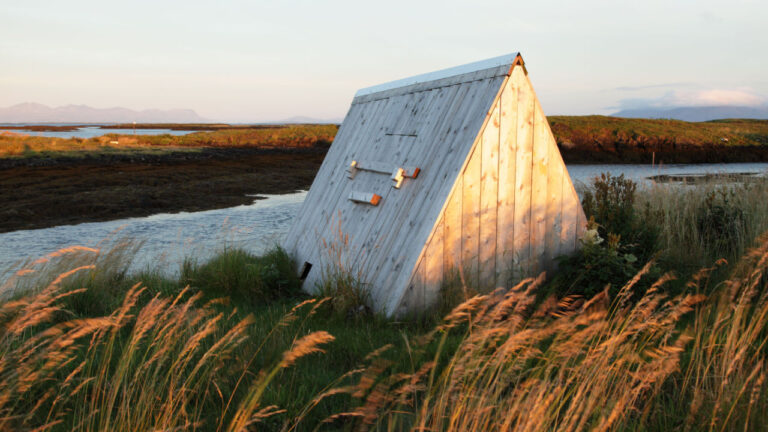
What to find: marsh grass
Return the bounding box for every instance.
[637,177,768,276]
[0,259,334,431]
[0,242,445,431]
[3,177,768,430]
[322,236,768,431]
[180,247,302,305]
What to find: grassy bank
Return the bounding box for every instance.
[4,117,768,163]
[0,124,338,158]
[550,116,768,163]
[2,176,768,430]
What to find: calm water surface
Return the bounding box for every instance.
[0,126,197,139]
[1,163,767,275]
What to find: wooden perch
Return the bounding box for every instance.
[347,159,420,188]
[348,191,382,206]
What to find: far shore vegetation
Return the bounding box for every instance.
[0,124,338,158]
[550,116,768,163]
[2,117,768,163]
[2,174,768,430]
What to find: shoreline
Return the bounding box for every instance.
[3,147,766,234]
[2,115,768,233]
[0,147,325,233]
[0,122,296,132]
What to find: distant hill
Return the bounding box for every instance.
[0,103,207,123]
[548,115,768,163]
[613,105,768,122]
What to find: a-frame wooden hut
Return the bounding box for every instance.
[284,53,586,316]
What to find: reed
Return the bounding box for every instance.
[0,261,334,430]
[637,177,768,273]
[1,177,768,430]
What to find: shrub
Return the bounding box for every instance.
[696,189,746,257]
[582,173,637,238]
[316,270,372,320]
[550,218,655,300]
[549,174,661,301]
[180,247,301,303]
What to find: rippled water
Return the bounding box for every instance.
[0,192,306,276]
[1,163,767,275]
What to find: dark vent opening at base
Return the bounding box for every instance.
[299,262,313,281]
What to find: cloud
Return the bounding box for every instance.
[614,88,767,110]
[613,82,690,92]
[681,89,765,106]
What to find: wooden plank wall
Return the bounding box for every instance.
[401,65,586,314]
[381,77,505,312]
[283,59,586,316]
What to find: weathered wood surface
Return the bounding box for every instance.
[512,66,534,277]
[380,77,503,312]
[478,101,500,288]
[399,66,586,314]
[284,54,586,316]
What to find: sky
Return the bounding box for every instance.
[1,0,767,122]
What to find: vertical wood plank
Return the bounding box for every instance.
[462,146,481,289]
[443,180,463,277]
[413,257,426,312]
[424,217,444,309]
[496,75,518,287]
[479,101,500,288]
[544,106,564,270]
[513,69,535,278]
[530,102,550,274]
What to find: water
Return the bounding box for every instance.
[0,125,197,139]
[567,162,768,189]
[1,163,767,276]
[0,192,306,276]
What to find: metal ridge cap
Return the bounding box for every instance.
[354,52,521,98]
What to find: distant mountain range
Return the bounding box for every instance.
[11,102,764,125]
[0,103,208,123]
[613,105,768,122]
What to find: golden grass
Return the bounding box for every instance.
[313,234,766,431]
[0,259,333,431]
[3,180,768,430]
[637,177,768,269]
[666,236,768,430]
[320,268,698,430]
[2,243,768,430]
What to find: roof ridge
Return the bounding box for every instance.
[354,52,521,98]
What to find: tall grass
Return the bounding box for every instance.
[619,235,768,431]
[328,270,697,430]
[637,177,768,272]
[0,253,334,430]
[322,236,768,431]
[2,177,768,430]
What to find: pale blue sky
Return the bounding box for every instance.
[2,0,766,122]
